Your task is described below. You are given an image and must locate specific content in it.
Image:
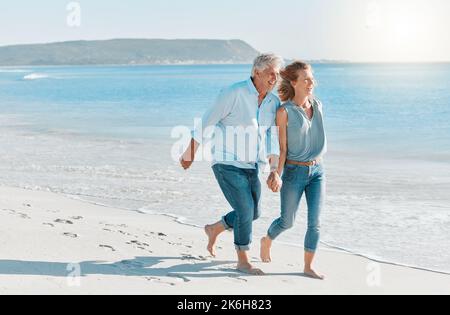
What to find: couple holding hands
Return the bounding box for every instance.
[180,54,327,279]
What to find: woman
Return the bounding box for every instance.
[261,61,327,279]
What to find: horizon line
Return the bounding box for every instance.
[0,38,449,65]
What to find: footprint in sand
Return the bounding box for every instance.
[99,245,116,251]
[18,213,31,219]
[145,277,177,286]
[181,254,208,261]
[2,209,31,219]
[70,216,83,220]
[63,232,78,238]
[101,222,128,228]
[42,223,55,227]
[117,260,144,269]
[167,273,191,283]
[119,231,138,238]
[228,276,248,283]
[138,247,153,253]
[126,240,153,253]
[54,219,73,225]
[126,240,150,247]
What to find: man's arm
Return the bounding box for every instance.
[180,138,200,170]
[180,88,234,170]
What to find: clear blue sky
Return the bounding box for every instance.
[1,0,449,62]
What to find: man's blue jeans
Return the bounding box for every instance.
[212,164,261,251]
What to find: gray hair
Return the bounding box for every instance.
[251,53,284,77]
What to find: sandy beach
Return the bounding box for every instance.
[0,185,448,295]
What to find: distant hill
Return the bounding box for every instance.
[0,39,260,66]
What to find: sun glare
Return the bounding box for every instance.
[389,4,424,44]
[367,0,437,61]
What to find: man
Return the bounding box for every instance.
[180,54,284,275]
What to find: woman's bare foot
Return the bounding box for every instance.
[204,223,225,257]
[304,251,324,279]
[260,236,273,263]
[304,268,325,280]
[237,262,265,276]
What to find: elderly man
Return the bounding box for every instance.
[180,54,284,275]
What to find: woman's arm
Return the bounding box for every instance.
[268,107,288,192]
[276,107,288,176]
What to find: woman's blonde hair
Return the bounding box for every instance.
[278,61,312,102]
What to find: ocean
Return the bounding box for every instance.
[0,64,449,273]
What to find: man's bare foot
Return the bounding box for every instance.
[205,224,220,257]
[237,263,265,276]
[304,268,325,280]
[260,236,272,263]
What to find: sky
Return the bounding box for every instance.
[0,0,449,62]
